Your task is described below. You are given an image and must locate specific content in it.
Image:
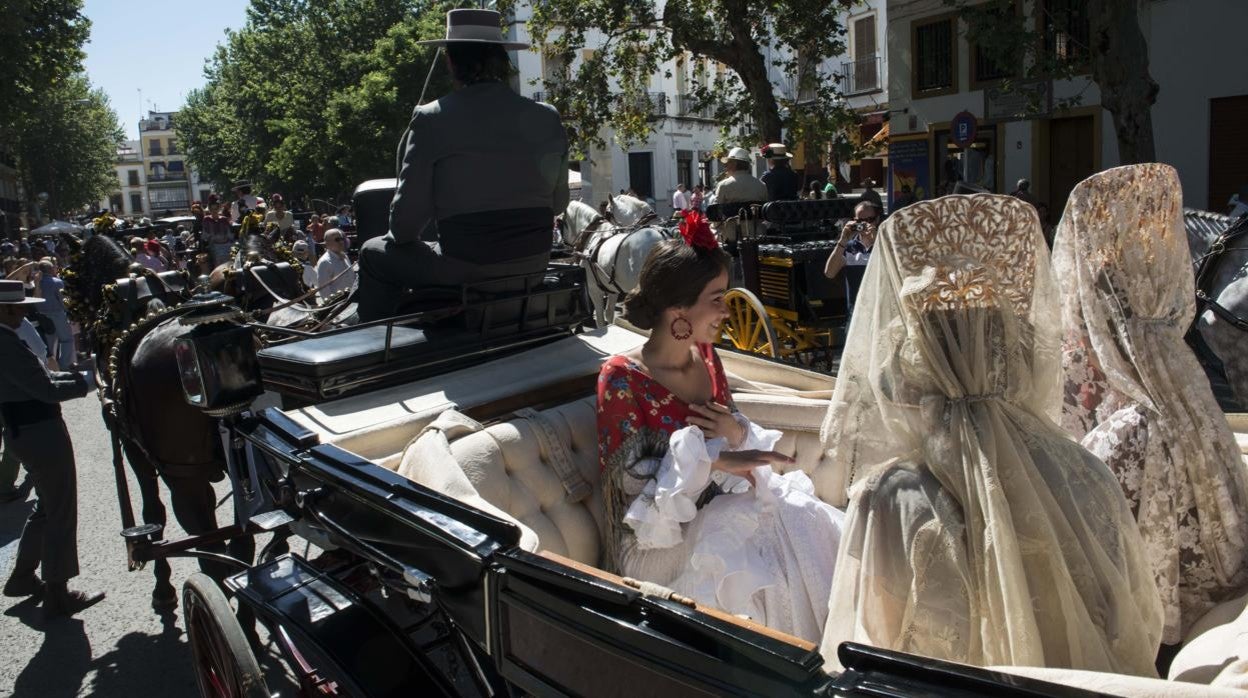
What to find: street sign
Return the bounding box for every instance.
[984,80,1052,122]
[952,111,978,148]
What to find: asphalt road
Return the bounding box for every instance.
[0,395,297,697]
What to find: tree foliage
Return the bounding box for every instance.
[0,0,92,138]
[178,0,455,200]
[16,74,123,217]
[951,0,1158,163]
[502,0,862,158]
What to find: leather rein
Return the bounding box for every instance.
[572,211,662,296]
[1192,215,1248,332]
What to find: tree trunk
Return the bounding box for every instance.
[666,0,784,144]
[1088,0,1158,164]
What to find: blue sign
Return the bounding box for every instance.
[952,111,978,148]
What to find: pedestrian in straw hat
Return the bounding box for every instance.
[0,279,105,619]
[357,8,569,321]
[713,146,769,254]
[760,143,800,202]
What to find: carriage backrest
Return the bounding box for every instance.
[352,178,398,243]
[761,197,862,224]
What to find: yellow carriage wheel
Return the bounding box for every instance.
[721,288,779,358]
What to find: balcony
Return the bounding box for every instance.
[147,172,187,183]
[675,94,714,120]
[838,55,881,95]
[533,91,668,117]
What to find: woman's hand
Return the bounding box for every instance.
[712,450,795,486]
[687,401,746,447]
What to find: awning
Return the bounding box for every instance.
[866,122,890,147]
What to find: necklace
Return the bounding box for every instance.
[642,346,695,372]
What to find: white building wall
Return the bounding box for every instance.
[888,0,1248,209]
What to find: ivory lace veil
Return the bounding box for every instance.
[819,195,1163,675]
[1055,163,1248,643]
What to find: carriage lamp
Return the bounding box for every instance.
[173,292,263,416]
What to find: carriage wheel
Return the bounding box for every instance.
[183,573,271,698]
[722,288,779,358]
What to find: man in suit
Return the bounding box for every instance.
[760,143,800,201]
[0,280,104,618]
[357,9,569,322]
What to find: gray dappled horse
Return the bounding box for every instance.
[558,196,673,327]
[1185,209,1248,408]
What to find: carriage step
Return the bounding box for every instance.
[250,509,295,531]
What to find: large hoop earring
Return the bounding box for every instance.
[670,316,693,341]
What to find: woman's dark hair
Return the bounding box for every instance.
[446,42,513,85]
[621,239,731,330]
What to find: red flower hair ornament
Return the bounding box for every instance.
[679,210,719,251]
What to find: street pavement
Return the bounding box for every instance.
[0,395,297,697]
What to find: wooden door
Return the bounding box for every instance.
[1209,95,1248,211]
[628,152,654,199]
[1047,115,1095,215]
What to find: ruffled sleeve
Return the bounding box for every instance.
[624,425,726,549]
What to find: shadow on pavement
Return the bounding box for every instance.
[0,497,35,551]
[11,618,92,697]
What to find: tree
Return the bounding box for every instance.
[500,0,862,157]
[177,0,454,200]
[0,0,92,139]
[15,74,123,218]
[954,0,1158,164]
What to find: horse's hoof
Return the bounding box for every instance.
[152,590,178,611]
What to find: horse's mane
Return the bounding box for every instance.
[1184,207,1236,261]
[63,233,134,315]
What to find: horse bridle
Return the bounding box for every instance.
[1192,215,1248,332]
[574,215,661,296]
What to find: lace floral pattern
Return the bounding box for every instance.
[1056,164,1248,643]
[821,194,1163,676]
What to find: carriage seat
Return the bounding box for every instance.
[393,389,842,569]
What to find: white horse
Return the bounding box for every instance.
[605,193,659,227]
[1185,209,1248,408]
[559,199,671,327]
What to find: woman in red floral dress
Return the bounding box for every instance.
[597,213,844,643]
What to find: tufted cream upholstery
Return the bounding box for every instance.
[392,388,840,568]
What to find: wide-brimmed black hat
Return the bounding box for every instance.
[418,9,529,50]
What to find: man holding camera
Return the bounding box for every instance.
[823,201,879,312]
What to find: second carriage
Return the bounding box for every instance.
[709,197,863,367]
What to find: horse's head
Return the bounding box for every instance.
[607,194,655,228]
[560,200,604,246]
[62,233,138,320]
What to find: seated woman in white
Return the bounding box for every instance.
[596,216,843,643]
[1056,163,1248,647]
[819,195,1163,675]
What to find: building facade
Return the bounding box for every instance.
[885,0,1248,214]
[508,1,887,216]
[98,139,147,217]
[139,111,196,215]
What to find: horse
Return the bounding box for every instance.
[1184,209,1248,408]
[62,233,240,610]
[558,199,673,327]
[604,193,658,228]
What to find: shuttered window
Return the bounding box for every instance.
[914,18,955,95]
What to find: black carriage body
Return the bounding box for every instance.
[224,408,1103,698]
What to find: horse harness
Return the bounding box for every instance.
[1192,215,1248,332]
[573,214,661,296]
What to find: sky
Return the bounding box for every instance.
[82,0,253,140]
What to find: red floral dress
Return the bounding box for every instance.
[596,343,732,571]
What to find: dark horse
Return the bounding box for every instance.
[63,233,237,609]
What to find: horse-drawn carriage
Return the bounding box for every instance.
[708,198,860,366]
[67,179,1248,697]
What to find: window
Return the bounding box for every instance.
[168,138,178,154]
[149,188,188,210]
[851,15,879,93]
[1042,0,1090,67]
[149,140,162,156]
[199,189,211,204]
[127,170,140,186]
[970,3,1017,85]
[913,17,956,97]
[129,192,143,214]
[110,194,123,212]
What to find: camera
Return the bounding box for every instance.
[854,221,867,233]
